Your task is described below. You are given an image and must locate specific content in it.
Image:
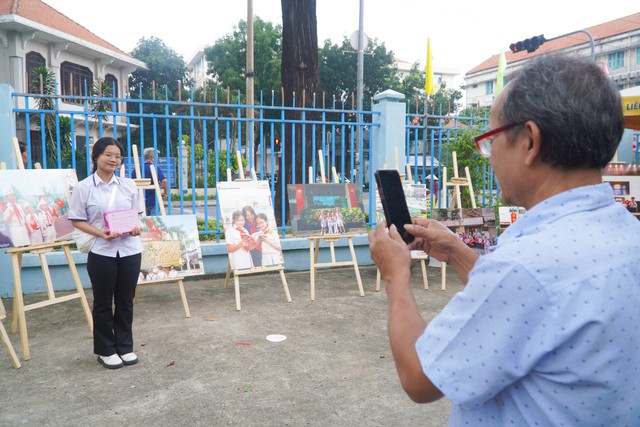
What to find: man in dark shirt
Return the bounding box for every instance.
[134,148,167,215]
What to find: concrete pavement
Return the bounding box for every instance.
[0,265,459,426]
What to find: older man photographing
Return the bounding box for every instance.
[370,56,640,425]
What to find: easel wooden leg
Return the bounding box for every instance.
[176,280,191,318]
[10,253,30,360]
[279,268,292,303]
[376,268,381,292]
[234,274,241,311]
[64,247,93,333]
[310,240,316,301]
[39,253,55,300]
[441,262,447,291]
[10,252,22,335]
[224,261,231,289]
[347,237,364,296]
[421,259,429,290]
[0,322,20,369]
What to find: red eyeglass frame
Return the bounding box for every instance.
[474,122,523,157]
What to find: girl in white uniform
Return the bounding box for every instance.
[226,211,254,270]
[254,213,282,266]
[69,137,142,370]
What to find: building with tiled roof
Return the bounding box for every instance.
[465,13,640,107]
[0,0,145,93]
[0,0,146,163]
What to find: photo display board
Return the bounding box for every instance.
[0,169,76,249]
[434,208,497,254]
[138,214,204,282]
[375,182,429,224]
[217,181,284,270]
[287,183,366,235]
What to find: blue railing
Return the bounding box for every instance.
[12,88,378,239]
[12,87,502,239]
[404,107,491,214]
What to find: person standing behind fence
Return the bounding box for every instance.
[69,137,143,370]
[18,141,28,167]
[133,148,167,216]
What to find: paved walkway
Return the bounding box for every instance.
[0,265,460,426]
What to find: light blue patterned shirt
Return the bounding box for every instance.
[416,183,640,426]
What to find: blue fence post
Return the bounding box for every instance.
[0,84,18,167]
[0,84,18,297]
[369,89,406,222]
[371,89,406,173]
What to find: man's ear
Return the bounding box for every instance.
[522,120,542,166]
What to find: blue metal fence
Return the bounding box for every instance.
[404,107,491,213]
[12,87,382,239]
[12,87,501,239]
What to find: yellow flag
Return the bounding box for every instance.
[496,48,507,94]
[425,37,434,96]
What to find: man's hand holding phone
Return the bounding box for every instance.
[374,169,415,244]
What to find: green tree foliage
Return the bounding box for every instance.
[31,66,71,167]
[204,17,282,97]
[129,37,189,100]
[425,83,464,118]
[186,144,246,187]
[129,37,189,156]
[456,105,491,126]
[398,62,427,107]
[444,125,493,207]
[318,37,399,110]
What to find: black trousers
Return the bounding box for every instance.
[87,251,142,356]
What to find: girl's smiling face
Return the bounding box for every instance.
[256,216,268,232]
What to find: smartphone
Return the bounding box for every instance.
[374,169,415,244]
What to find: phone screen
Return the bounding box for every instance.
[375,169,414,244]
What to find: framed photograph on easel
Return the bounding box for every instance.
[217,180,284,270]
[216,155,291,311]
[0,169,76,249]
[138,214,204,282]
[286,183,366,235]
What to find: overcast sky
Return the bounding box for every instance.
[44,0,638,75]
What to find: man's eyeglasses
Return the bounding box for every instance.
[103,153,123,161]
[474,122,523,158]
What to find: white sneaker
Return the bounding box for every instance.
[119,352,138,366]
[98,354,124,369]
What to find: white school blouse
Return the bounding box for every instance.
[68,173,143,257]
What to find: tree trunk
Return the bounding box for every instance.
[275,0,319,226]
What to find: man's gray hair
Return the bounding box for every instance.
[144,147,157,160]
[501,55,624,169]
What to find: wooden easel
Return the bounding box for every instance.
[223,151,292,310]
[441,151,476,210]
[0,298,20,369]
[128,145,192,318]
[2,142,93,362]
[308,150,364,300]
[436,151,478,291]
[0,141,22,368]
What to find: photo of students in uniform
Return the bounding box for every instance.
[24,202,44,245]
[0,170,75,248]
[287,183,366,235]
[217,180,285,270]
[253,212,283,266]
